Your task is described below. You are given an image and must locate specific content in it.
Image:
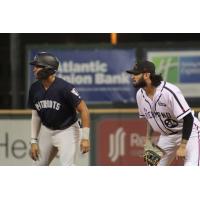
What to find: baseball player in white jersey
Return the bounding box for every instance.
[126,60,200,166]
[28,52,90,166]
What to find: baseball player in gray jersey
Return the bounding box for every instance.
[126,60,200,166]
[28,52,90,166]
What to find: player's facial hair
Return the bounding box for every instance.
[37,68,55,80]
[133,74,147,88]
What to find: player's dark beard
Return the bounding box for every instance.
[37,68,55,80]
[133,75,147,88]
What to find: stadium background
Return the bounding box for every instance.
[0,33,200,165]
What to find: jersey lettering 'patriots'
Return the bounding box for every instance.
[35,100,61,111]
[28,77,82,130]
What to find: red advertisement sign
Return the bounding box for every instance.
[96,118,183,166]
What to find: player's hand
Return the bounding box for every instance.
[80,139,90,154]
[30,143,40,161]
[176,143,187,159]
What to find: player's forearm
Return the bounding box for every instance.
[182,112,194,143]
[80,109,90,139]
[80,109,90,128]
[77,100,90,128]
[31,110,41,143]
[146,121,153,140]
[77,100,90,139]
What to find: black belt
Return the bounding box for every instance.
[47,125,69,130]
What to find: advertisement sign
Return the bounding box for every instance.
[27,48,136,104]
[0,119,88,166]
[147,50,200,97]
[95,118,183,166]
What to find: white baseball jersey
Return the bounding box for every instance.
[136,81,200,137]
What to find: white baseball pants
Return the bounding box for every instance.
[33,121,80,166]
[157,133,200,166]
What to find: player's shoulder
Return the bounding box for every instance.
[55,77,75,90]
[30,80,41,90]
[136,88,143,99]
[163,81,181,93]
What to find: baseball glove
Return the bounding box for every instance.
[144,142,165,166]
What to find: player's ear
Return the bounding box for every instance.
[143,72,151,79]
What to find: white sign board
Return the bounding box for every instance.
[0,119,89,166]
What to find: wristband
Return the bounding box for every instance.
[30,138,38,144]
[82,127,90,140]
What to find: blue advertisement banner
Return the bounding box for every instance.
[180,56,200,83]
[27,48,136,104]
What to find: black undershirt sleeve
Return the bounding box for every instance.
[182,112,194,140]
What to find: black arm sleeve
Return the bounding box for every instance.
[182,112,194,140]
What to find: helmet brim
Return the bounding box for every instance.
[29,61,47,68]
[29,60,37,65]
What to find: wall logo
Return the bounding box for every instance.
[147,51,200,97]
[108,127,126,162]
[96,118,183,165]
[151,56,179,83]
[148,51,200,84]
